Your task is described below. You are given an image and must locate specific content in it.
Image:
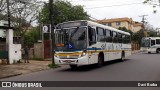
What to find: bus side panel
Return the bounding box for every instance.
[88,52,98,64]
[111,43,122,60]
[105,43,113,61]
[88,43,100,64]
[122,44,132,57]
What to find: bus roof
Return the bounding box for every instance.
[142,37,160,40]
[56,20,130,35]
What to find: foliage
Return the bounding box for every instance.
[148,30,158,37]
[0,0,6,13]
[118,27,133,35]
[0,0,43,46]
[24,27,40,46]
[39,0,90,24]
[118,27,142,43]
[132,30,144,44]
[48,64,60,68]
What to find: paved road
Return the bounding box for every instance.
[1,52,160,90]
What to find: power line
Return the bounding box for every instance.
[85,2,142,9]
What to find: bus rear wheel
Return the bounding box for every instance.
[156,48,160,53]
[69,65,77,69]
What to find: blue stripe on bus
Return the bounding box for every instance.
[55,48,102,52]
[87,48,102,50]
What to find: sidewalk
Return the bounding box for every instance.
[0,60,51,79]
[132,50,140,54]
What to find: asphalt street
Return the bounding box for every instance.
[1,52,160,90]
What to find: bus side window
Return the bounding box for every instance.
[105,29,112,42]
[117,33,122,43]
[88,26,96,46]
[156,39,160,44]
[151,40,155,46]
[112,31,118,43]
[125,35,130,44]
[122,35,125,44]
[97,27,105,42]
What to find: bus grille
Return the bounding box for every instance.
[59,55,79,59]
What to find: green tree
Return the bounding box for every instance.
[39,0,90,24]
[118,27,133,35]
[132,30,144,44]
[148,30,158,37]
[24,27,40,46]
[118,27,143,44]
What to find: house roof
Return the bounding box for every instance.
[133,22,143,27]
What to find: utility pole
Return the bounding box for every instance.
[139,15,148,37]
[49,0,55,64]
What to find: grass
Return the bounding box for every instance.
[48,64,60,68]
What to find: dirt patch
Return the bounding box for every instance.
[0,60,51,79]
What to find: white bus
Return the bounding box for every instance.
[54,20,132,69]
[141,37,160,53]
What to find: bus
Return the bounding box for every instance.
[140,37,160,53]
[54,20,132,69]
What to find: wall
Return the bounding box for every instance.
[133,26,141,33]
[108,21,130,30]
[10,44,22,62]
[34,43,44,59]
[132,42,140,51]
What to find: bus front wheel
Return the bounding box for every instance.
[156,48,160,53]
[97,54,104,67]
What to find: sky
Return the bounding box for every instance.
[42,0,160,29]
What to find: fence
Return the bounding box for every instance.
[131,42,140,51]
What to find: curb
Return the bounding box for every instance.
[0,73,22,79]
[132,50,140,54]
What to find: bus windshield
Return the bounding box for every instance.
[55,27,87,51]
[141,38,150,47]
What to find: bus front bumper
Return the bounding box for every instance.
[54,55,89,65]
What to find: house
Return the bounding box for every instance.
[133,22,143,33]
[97,17,143,33]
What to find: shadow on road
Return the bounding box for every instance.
[141,52,160,55]
[59,59,131,72]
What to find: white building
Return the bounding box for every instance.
[0,20,8,38]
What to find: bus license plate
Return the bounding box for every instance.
[64,60,72,63]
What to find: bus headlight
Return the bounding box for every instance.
[55,54,58,57]
[81,50,87,57]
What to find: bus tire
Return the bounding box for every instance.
[156,48,160,53]
[120,51,125,61]
[148,52,151,54]
[97,53,104,67]
[69,65,77,69]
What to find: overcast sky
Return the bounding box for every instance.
[43,0,160,28]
